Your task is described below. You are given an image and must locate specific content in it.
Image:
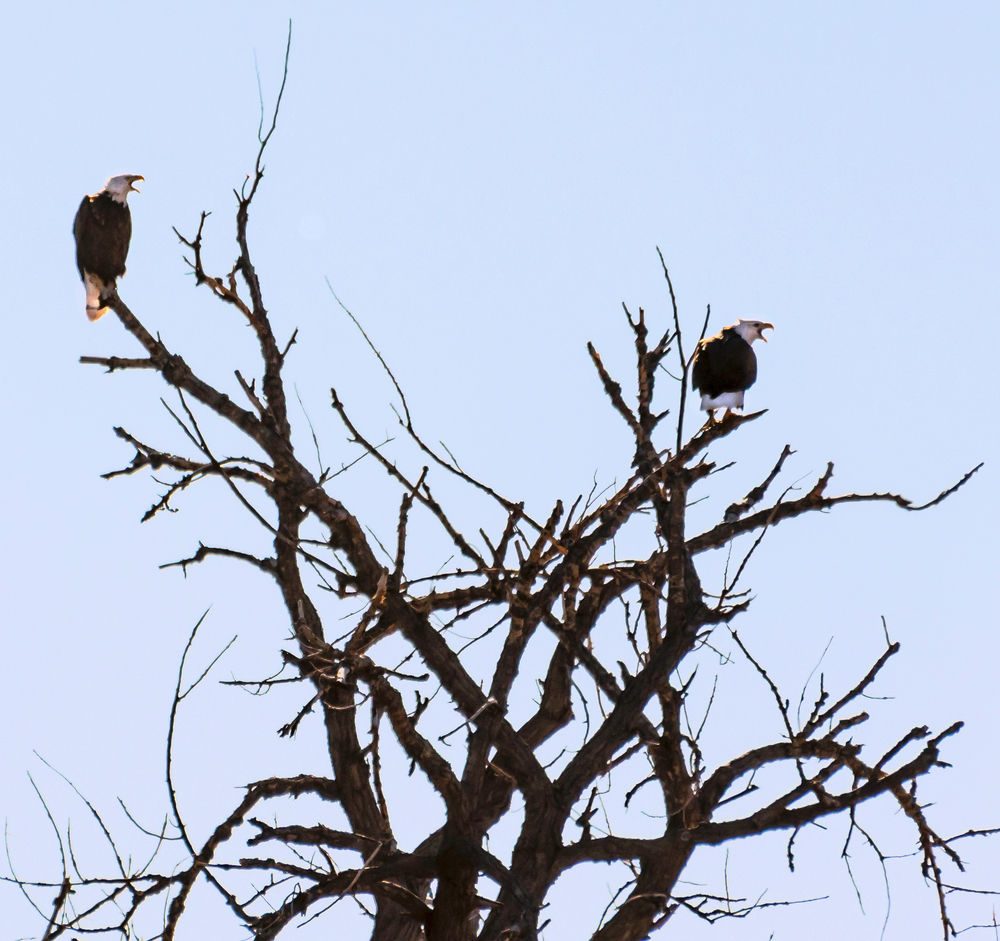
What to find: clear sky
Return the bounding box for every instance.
[2,3,997,939]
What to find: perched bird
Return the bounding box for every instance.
[73,174,143,320]
[691,319,774,420]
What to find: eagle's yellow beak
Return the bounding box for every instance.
[759,322,774,342]
[129,175,145,193]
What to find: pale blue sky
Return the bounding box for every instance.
[2,3,997,938]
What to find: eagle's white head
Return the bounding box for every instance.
[732,319,774,344]
[103,174,144,204]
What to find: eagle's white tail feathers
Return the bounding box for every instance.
[701,390,745,412]
[83,273,110,321]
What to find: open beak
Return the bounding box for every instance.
[128,175,145,193]
[759,322,774,342]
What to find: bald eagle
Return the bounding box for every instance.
[692,320,774,420]
[73,174,143,321]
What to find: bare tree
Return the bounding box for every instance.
[14,43,994,941]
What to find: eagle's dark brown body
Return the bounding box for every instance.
[73,191,132,288]
[692,327,757,400]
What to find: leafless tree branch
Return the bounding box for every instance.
[33,46,992,941]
